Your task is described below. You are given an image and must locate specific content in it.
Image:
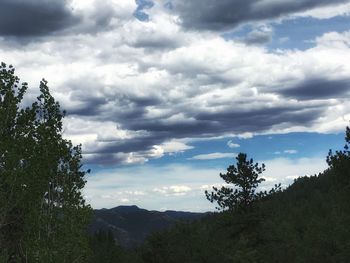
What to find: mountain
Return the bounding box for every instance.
[88,205,206,248]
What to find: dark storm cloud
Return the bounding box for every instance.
[67,97,107,116]
[281,78,350,100]
[171,0,349,31]
[85,137,160,154]
[60,76,163,119]
[193,106,323,134]
[0,0,79,37]
[84,101,325,165]
[66,97,149,119]
[126,119,218,137]
[130,37,181,50]
[59,73,333,166]
[118,94,162,108]
[83,153,133,166]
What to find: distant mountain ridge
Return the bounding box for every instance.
[88,205,206,248]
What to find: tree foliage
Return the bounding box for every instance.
[205,153,266,211]
[0,63,91,262]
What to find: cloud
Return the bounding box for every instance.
[189,152,236,160]
[124,7,187,50]
[0,0,79,37]
[241,27,273,45]
[2,3,350,165]
[0,0,139,41]
[293,2,350,19]
[171,0,349,31]
[274,149,299,155]
[161,140,194,153]
[261,157,328,188]
[15,30,350,164]
[284,149,298,154]
[153,185,192,196]
[70,0,137,35]
[227,140,240,148]
[280,78,350,100]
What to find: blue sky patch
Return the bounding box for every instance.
[134,0,154,21]
[146,132,345,169]
[223,15,350,51]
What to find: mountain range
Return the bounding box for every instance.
[88,205,206,248]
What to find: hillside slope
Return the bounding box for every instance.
[139,155,350,262]
[88,205,205,248]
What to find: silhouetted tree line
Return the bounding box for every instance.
[1,63,350,262]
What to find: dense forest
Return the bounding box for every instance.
[1,63,350,262]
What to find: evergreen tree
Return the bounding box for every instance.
[0,63,91,262]
[326,126,350,185]
[205,153,266,211]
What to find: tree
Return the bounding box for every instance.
[89,230,126,263]
[326,126,350,185]
[205,153,266,211]
[0,62,91,262]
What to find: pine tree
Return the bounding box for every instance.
[326,126,350,185]
[205,153,266,211]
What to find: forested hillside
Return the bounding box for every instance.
[90,130,350,262]
[88,205,205,248]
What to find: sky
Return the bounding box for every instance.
[1,0,350,212]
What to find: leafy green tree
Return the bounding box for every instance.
[205,153,266,211]
[0,62,32,261]
[0,63,91,262]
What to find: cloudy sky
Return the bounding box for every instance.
[1,0,350,211]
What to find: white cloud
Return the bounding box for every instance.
[227,140,240,148]
[237,132,255,139]
[161,140,194,153]
[170,185,191,193]
[315,31,350,50]
[293,2,350,19]
[261,157,328,188]
[189,152,236,160]
[153,185,192,196]
[284,149,298,154]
